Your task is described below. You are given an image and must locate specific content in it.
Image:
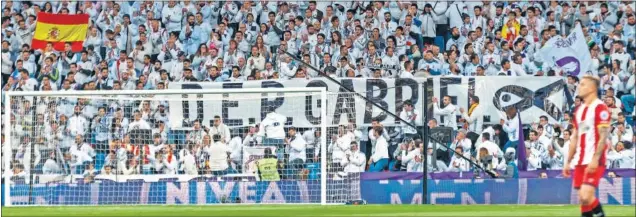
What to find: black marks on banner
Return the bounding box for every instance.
[364,79,388,123]
[305,80,329,125]
[492,79,565,121]
[260,81,285,121]
[395,78,419,124]
[222,83,243,126]
[181,83,204,125]
[334,79,356,125]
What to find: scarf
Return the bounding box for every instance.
[167,152,173,163]
[132,145,151,164]
[468,103,479,116]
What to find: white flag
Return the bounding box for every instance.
[539,24,594,77]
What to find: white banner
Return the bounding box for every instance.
[169,77,566,128]
[242,146,276,179]
[539,24,594,77]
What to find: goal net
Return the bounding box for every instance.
[3,88,362,206]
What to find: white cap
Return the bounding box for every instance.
[505,147,516,154]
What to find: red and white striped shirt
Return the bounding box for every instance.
[572,99,610,166]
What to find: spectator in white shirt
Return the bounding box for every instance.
[179,143,198,175]
[526,146,542,171]
[340,141,367,176]
[432,95,458,129]
[127,110,151,132]
[82,163,97,177]
[459,96,484,134]
[476,132,503,168]
[450,129,473,159]
[368,118,390,154]
[448,146,470,172]
[243,125,262,147]
[510,54,527,76]
[101,165,116,175]
[258,104,287,147]
[607,141,635,169]
[368,126,389,172]
[302,128,321,163]
[330,125,352,166]
[538,115,555,139]
[401,140,424,172]
[228,134,243,173]
[187,119,209,145]
[1,40,12,82]
[399,100,422,139]
[68,105,89,137]
[205,134,232,175]
[42,151,61,174]
[501,107,520,151]
[611,122,633,145]
[210,115,231,143]
[278,54,298,79]
[154,146,178,174]
[70,135,96,174]
[284,127,306,179]
[15,69,38,91]
[542,142,563,170]
[161,1,183,33]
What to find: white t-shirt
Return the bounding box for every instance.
[258,112,287,139]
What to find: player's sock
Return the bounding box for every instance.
[590,198,605,217]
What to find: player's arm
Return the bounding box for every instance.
[589,106,612,170]
[565,127,577,166]
[591,124,610,165]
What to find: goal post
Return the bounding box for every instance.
[2,87,364,206]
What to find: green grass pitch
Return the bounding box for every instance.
[3,205,636,216]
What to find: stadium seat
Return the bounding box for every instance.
[306,163,320,180]
[435,36,446,52]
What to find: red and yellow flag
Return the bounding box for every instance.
[32,12,89,52]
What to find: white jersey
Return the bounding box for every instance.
[571,99,610,166]
[258,112,287,139]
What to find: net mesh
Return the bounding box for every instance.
[3,89,362,205]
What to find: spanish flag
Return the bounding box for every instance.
[31,12,89,52]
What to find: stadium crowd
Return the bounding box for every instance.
[1,1,635,182]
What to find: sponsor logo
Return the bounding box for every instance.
[599,111,609,121]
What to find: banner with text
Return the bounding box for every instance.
[4,181,321,205]
[362,178,635,205]
[170,77,566,128]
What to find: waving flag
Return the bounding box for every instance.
[539,24,593,78]
[31,12,89,52]
[516,111,528,171]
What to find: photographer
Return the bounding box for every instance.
[497,148,518,179]
[476,147,496,172]
[475,132,503,169]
